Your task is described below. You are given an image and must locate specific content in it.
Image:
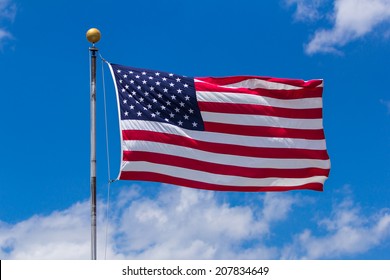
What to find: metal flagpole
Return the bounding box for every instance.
[86,28,101,260]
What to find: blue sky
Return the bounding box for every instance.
[0,0,390,259]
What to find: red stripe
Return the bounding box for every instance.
[119,171,324,192]
[122,130,329,160]
[204,122,325,140]
[195,80,323,99]
[123,151,330,178]
[198,102,322,119]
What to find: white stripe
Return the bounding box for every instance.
[121,161,328,187]
[197,91,323,109]
[121,120,327,150]
[201,112,323,129]
[196,78,323,91]
[123,140,331,169]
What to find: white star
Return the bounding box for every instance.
[130,80,134,84]
[184,114,189,120]
[117,69,121,73]
[149,76,153,80]
[150,86,155,91]
[142,80,147,84]
[177,89,182,94]
[137,111,142,116]
[192,122,198,127]
[130,105,135,110]
[119,80,123,83]
[142,71,147,75]
[144,91,149,96]
[131,91,136,95]
[175,108,180,113]
[185,96,190,101]
[152,98,157,103]
[124,111,129,116]
[155,72,160,76]
[121,88,126,92]
[169,73,174,77]
[169,113,175,118]
[183,84,188,88]
[166,100,171,106]
[157,93,163,98]
[139,97,144,102]
[161,105,166,110]
[123,99,127,104]
[155,81,161,86]
[156,111,161,116]
[162,77,167,81]
[171,95,177,100]
[135,75,140,79]
[129,71,133,74]
[123,74,128,78]
[176,78,181,82]
[179,102,185,107]
[169,83,175,87]
[137,86,141,90]
[165,118,170,122]
[163,88,168,93]
[147,104,152,109]
[151,113,156,117]
[178,121,183,126]
[125,85,129,89]
[189,108,194,114]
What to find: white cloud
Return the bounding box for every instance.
[0,28,11,41]
[1,185,389,259]
[307,0,390,54]
[0,0,15,18]
[0,202,91,259]
[111,188,279,259]
[0,0,16,48]
[287,0,390,54]
[380,99,390,114]
[285,0,327,22]
[282,196,390,259]
[0,187,291,260]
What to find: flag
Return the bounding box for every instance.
[108,63,330,192]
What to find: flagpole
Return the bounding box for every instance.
[86,28,101,260]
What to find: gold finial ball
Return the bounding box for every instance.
[86,28,101,44]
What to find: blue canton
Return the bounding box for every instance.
[111,64,204,131]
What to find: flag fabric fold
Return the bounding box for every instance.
[108,63,330,192]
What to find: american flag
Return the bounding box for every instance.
[109,63,330,192]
